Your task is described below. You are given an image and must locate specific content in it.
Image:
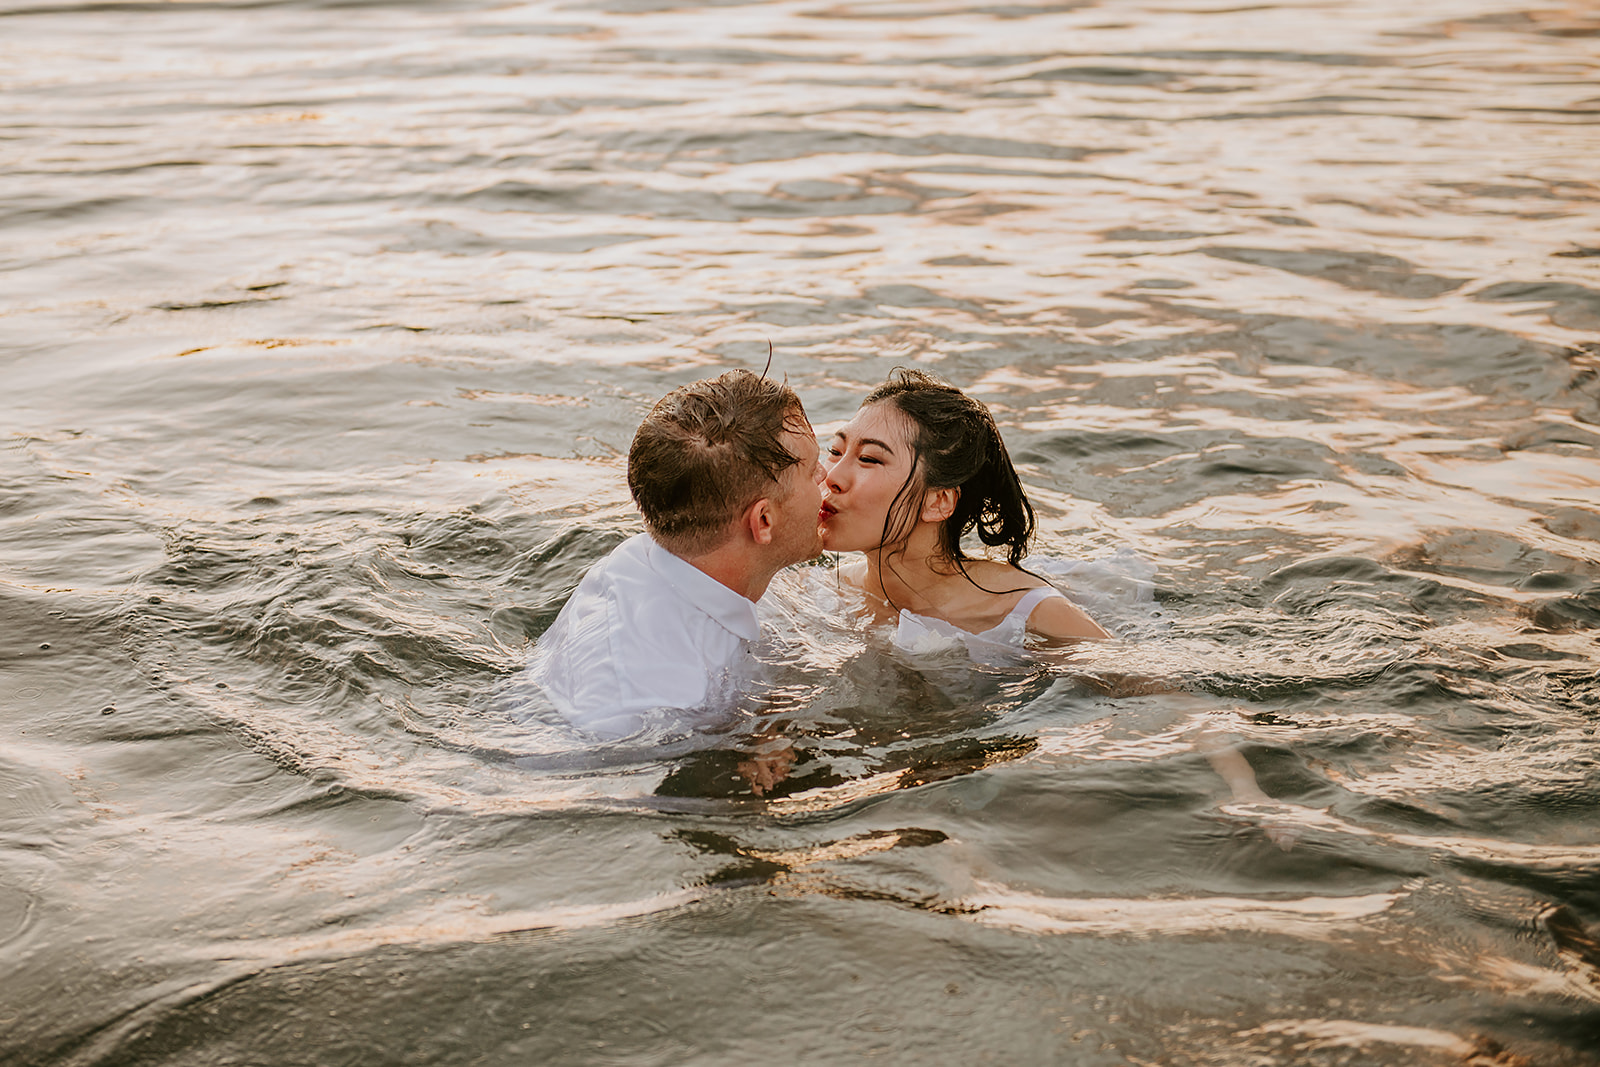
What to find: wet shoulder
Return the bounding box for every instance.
[962,559,1049,593]
[937,561,1052,634]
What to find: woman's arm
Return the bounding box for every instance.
[1027,593,1111,643]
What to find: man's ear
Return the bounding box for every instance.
[921,487,958,524]
[743,496,776,545]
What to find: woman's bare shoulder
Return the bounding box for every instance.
[961,559,1049,591]
[1026,593,1110,643]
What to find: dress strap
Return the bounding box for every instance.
[1006,584,1065,627]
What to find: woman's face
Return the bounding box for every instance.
[820,402,920,552]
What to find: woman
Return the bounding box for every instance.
[819,368,1109,661]
[816,375,1289,832]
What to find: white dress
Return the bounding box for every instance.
[891,548,1161,666]
[894,586,1068,667]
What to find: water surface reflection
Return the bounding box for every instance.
[2,0,1598,1062]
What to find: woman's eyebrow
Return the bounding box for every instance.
[833,430,895,455]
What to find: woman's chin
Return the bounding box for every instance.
[820,529,854,553]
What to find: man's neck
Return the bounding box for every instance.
[672,541,773,603]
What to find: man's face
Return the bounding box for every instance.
[769,419,826,564]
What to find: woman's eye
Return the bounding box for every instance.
[860,455,881,465]
[826,447,843,458]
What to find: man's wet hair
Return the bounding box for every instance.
[629,369,807,556]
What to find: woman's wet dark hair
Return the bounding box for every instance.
[864,367,1036,569]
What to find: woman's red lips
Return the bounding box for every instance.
[819,502,837,519]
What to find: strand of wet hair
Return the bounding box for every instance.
[869,430,1054,615]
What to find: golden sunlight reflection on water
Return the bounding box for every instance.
[3,0,1599,1062]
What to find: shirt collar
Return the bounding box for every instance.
[643,536,761,642]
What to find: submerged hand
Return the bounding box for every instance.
[737,740,796,797]
[1204,742,1297,851]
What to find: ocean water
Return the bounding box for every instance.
[3,0,1599,1063]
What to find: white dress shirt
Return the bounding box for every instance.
[528,533,762,737]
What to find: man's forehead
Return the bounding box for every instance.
[782,415,817,443]
[777,425,818,470]
[787,429,819,459]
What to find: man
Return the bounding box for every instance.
[531,369,825,736]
